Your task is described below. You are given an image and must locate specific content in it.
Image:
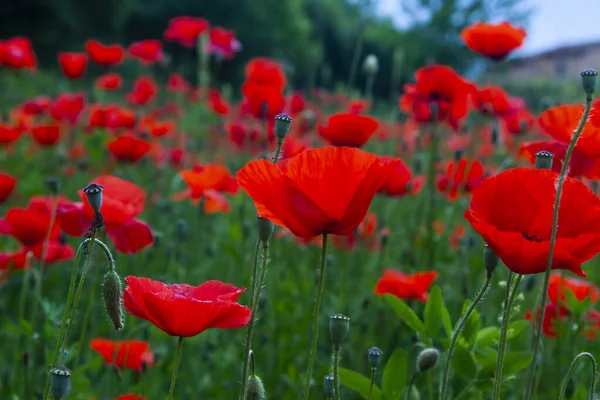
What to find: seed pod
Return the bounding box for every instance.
[50,365,71,400]
[581,69,598,97]
[535,151,554,170]
[83,183,103,215]
[274,113,292,140]
[102,269,124,331]
[329,314,350,347]
[368,347,383,369]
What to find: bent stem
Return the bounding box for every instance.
[303,233,329,400]
[439,273,492,400]
[404,372,419,400]
[524,95,594,400]
[333,345,341,400]
[492,273,523,400]
[558,352,597,400]
[167,336,184,400]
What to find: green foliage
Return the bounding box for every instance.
[381,349,408,399]
[340,368,383,400]
[385,294,426,335]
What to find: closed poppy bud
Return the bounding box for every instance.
[83,183,104,215]
[246,375,266,400]
[50,365,71,400]
[363,54,379,76]
[257,216,274,244]
[368,346,383,368]
[45,177,60,195]
[274,113,292,140]
[323,373,335,398]
[329,313,350,347]
[581,69,598,97]
[535,151,554,170]
[417,348,440,373]
[102,269,124,331]
[483,244,499,275]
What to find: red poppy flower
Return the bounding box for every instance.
[128,40,163,65]
[164,16,210,48]
[0,124,21,145]
[237,147,398,238]
[107,135,152,163]
[501,99,535,135]
[50,92,85,125]
[1,37,36,69]
[206,27,241,59]
[95,73,123,91]
[538,104,600,158]
[473,85,511,116]
[378,156,422,197]
[30,123,61,147]
[400,65,474,130]
[289,93,306,115]
[115,395,147,400]
[21,96,51,116]
[464,167,600,277]
[167,73,191,93]
[57,176,154,253]
[127,76,158,106]
[227,121,260,149]
[122,277,251,337]
[437,158,485,199]
[173,165,238,212]
[89,105,136,131]
[58,52,88,79]
[0,173,17,204]
[318,113,379,147]
[85,40,124,66]
[461,21,526,61]
[241,82,285,119]
[89,338,154,370]
[374,270,439,302]
[0,206,59,247]
[244,58,287,88]
[209,89,230,115]
[548,273,599,306]
[524,303,569,338]
[518,140,594,177]
[347,99,370,114]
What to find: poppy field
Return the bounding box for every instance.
[2,14,600,400]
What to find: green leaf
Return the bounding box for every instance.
[385,295,426,335]
[441,301,453,339]
[424,285,443,338]
[564,290,593,314]
[503,351,533,376]
[459,300,481,347]
[382,348,409,399]
[450,346,478,380]
[506,320,529,340]
[475,327,500,348]
[340,368,383,400]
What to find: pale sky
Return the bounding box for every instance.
[377,0,600,55]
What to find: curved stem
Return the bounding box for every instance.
[524,95,593,400]
[167,336,184,400]
[439,273,492,400]
[492,273,523,400]
[367,368,376,400]
[558,352,597,400]
[333,345,341,400]
[404,372,419,400]
[302,233,329,400]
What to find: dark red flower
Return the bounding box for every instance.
[30,123,61,146]
[127,76,158,106]
[122,277,251,337]
[525,303,569,338]
[116,395,147,400]
[461,21,526,61]
[237,147,398,238]
[289,93,306,115]
[107,135,152,163]
[85,40,124,66]
[1,37,36,69]
[20,96,51,116]
[0,206,59,247]
[0,124,21,145]
[548,273,599,306]
[89,105,135,131]
[318,113,379,147]
[464,167,600,277]
[518,140,594,177]
[245,58,287,88]
[378,156,422,197]
[89,338,154,370]
[0,173,17,204]
[128,39,163,65]
[209,89,230,115]
[50,92,85,125]
[374,270,439,302]
[96,73,123,91]
[227,121,260,149]
[164,16,210,48]
[437,158,485,199]
[206,27,241,59]
[58,52,88,79]
[473,85,511,116]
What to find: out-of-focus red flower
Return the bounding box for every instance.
[140,117,175,138]
[347,99,370,114]
[122,277,251,337]
[173,164,238,213]
[0,37,36,69]
[129,39,163,65]
[374,270,439,302]
[209,89,230,115]
[115,395,148,400]
[539,104,600,158]
[167,73,191,93]
[0,205,60,248]
[107,134,152,163]
[518,140,594,177]
[245,58,287,88]
[96,73,123,91]
[85,40,124,66]
[206,27,241,59]
[127,76,158,106]
[464,168,600,277]
[437,158,485,199]
[473,85,511,116]
[501,98,535,135]
[289,93,306,115]
[237,147,398,238]
[378,156,422,197]
[57,176,154,253]
[525,303,569,338]
[89,104,136,132]
[30,123,62,147]
[89,338,154,370]
[0,124,22,145]
[21,96,50,116]
[0,173,17,204]
[58,52,88,80]
[227,121,260,150]
[242,83,285,119]
[164,16,210,48]
[280,135,310,160]
[318,113,379,147]
[548,273,599,306]
[461,21,526,61]
[50,92,85,125]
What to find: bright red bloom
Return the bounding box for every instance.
[0,206,59,247]
[289,93,306,115]
[167,73,191,93]
[525,303,569,338]
[0,124,21,145]
[128,39,163,65]
[50,92,85,125]
[209,89,230,115]
[437,158,485,199]
[30,123,61,147]
[85,40,124,66]
[464,167,600,277]
[518,140,594,177]
[115,395,147,400]
[501,98,535,135]
[164,16,210,48]
[89,104,136,131]
[548,273,599,305]
[374,270,438,302]
[1,37,36,69]
[0,173,17,204]
[318,113,379,147]
[57,176,154,253]
[58,52,88,79]
[237,147,398,238]
[107,135,152,163]
[245,58,287,88]
[378,156,422,197]
[206,27,241,59]
[89,338,154,370]
[473,85,511,116]
[21,96,51,115]
[242,83,286,119]
[127,76,158,106]
[173,165,238,213]
[461,21,526,61]
[96,73,123,91]
[123,277,251,337]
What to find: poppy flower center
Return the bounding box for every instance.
[522,232,543,242]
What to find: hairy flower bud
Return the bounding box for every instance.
[246,375,266,400]
[102,269,124,331]
[483,244,499,276]
[50,365,71,400]
[417,348,440,373]
[257,216,274,244]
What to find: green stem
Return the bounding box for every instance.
[74,258,101,366]
[424,124,439,270]
[404,372,419,400]
[303,233,329,400]
[347,27,364,89]
[333,345,341,400]
[439,273,492,400]
[272,138,283,163]
[492,273,523,400]
[367,368,376,400]
[524,95,593,400]
[558,352,597,400]
[167,336,184,400]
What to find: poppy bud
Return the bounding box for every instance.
[102,269,124,331]
[257,216,274,244]
[417,348,440,373]
[362,54,379,76]
[535,151,554,170]
[323,373,335,398]
[483,244,498,275]
[329,313,350,347]
[83,183,103,215]
[274,113,292,140]
[581,69,598,97]
[246,375,266,400]
[367,346,383,369]
[45,177,60,195]
[176,219,189,241]
[50,365,71,400]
